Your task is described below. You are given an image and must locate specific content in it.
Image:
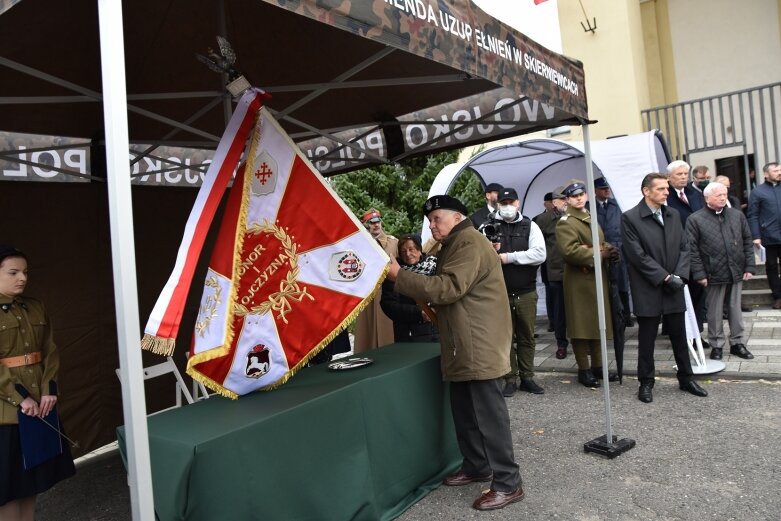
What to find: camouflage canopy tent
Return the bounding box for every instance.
[0,0,588,176]
[0,1,591,517]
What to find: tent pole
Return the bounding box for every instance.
[582,123,635,458]
[582,124,613,442]
[97,1,155,518]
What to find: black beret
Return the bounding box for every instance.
[484,182,503,193]
[594,177,609,189]
[423,195,469,217]
[543,192,553,201]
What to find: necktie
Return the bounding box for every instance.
[678,190,689,206]
[654,210,664,226]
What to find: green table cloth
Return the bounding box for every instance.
[118,343,460,521]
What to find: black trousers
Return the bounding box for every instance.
[687,280,707,331]
[765,244,781,299]
[449,379,521,493]
[548,281,567,348]
[636,312,694,385]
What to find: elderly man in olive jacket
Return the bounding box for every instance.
[686,182,755,361]
[621,173,708,403]
[387,195,524,512]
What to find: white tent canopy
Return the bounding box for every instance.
[423,130,671,242]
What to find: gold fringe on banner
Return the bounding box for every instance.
[186,263,390,399]
[261,263,390,392]
[187,366,239,400]
[140,334,176,356]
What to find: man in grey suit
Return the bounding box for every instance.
[621,173,708,403]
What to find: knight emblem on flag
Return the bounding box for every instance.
[245,344,271,378]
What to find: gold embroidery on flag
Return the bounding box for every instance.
[234,222,314,323]
[195,276,223,337]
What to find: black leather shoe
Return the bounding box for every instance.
[638,384,653,403]
[730,344,754,359]
[555,347,567,359]
[591,367,619,382]
[679,380,708,397]
[443,470,492,486]
[710,347,723,360]
[578,369,599,388]
[519,378,544,394]
[472,487,525,510]
[502,381,517,398]
[547,325,555,332]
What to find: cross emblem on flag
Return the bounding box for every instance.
[255,162,273,185]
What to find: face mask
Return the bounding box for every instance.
[698,180,710,190]
[498,204,516,219]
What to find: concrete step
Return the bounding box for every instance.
[744,274,768,291]
[755,262,766,276]
[742,288,774,307]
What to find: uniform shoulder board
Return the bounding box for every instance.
[560,214,569,221]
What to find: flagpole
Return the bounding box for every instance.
[97,0,155,519]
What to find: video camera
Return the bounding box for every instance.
[478,221,502,243]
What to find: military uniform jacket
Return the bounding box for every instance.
[354,232,399,352]
[621,200,690,316]
[0,295,59,424]
[395,219,512,381]
[556,207,613,340]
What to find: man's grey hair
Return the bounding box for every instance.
[703,181,727,197]
[435,208,467,220]
[666,160,690,174]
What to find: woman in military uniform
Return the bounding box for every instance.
[556,182,618,388]
[0,245,74,520]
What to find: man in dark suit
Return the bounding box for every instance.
[666,160,705,225]
[621,173,708,403]
[666,160,707,335]
[470,182,503,229]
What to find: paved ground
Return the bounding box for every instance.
[35,310,781,520]
[533,308,781,379]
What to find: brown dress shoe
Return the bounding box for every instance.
[774,299,781,310]
[472,487,525,510]
[443,470,492,486]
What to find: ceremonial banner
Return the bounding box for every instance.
[142,90,263,355]
[188,107,389,398]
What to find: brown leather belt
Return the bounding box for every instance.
[0,351,42,368]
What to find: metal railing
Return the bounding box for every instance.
[642,82,781,172]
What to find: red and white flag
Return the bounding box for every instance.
[187,107,389,398]
[142,90,263,356]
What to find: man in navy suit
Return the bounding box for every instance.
[665,160,707,338]
[666,160,705,226]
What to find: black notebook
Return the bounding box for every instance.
[17,407,64,470]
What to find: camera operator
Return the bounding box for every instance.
[490,187,547,397]
[470,182,503,229]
